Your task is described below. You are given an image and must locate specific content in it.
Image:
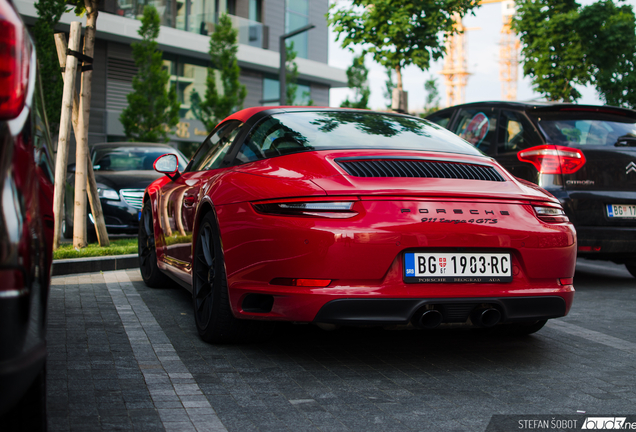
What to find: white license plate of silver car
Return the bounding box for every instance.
[404,252,512,283]
[607,204,636,218]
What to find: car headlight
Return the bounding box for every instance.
[97,186,120,201]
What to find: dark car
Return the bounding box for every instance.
[426,101,636,276]
[63,142,187,240]
[0,0,55,429]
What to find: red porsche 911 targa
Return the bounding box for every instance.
[139,107,576,343]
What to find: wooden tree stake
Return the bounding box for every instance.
[52,21,81,250]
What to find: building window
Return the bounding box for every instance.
[249,0,262,22]
[285,0,309,59]
[263,77,311,106]
[165,54,209,119]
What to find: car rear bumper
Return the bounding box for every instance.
[576,226,636,259]
[229,279,575,324]
[313,296,569,325]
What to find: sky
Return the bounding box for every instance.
[327,0,636,111]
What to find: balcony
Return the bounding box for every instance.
[100,0,268,49]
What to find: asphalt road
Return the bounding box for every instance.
[45,259,636,432]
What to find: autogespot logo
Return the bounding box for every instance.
[582,417,634,429]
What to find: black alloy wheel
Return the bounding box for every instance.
[192,212,273,344]
[138,200,167,288]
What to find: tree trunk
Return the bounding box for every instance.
[55,32,110,248]
[395,65,403,92]
[74,1,109,248]
[52,22,82,250]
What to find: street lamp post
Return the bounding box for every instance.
[279,24,315,106]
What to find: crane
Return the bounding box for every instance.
[439,0,519,107]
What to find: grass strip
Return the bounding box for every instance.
[54,238,138,260]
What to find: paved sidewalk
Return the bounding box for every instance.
[47,267,636,432]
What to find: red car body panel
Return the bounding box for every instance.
[144,107,576,327]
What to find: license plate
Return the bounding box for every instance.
[404,252,512,283]
[607,204,636,218]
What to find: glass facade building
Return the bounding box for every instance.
[15,0,346,148]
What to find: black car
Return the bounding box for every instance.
[0,0,54,429]
[426,101,636,277]
[64,142,187,240]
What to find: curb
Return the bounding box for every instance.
[52,254,139,276]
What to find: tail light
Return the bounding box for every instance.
[253,200,358,219]
[0,0,30,119]
[517,145,586,175]
[532,203,569,223]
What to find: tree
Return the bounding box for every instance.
[285,41,299,105]
[513,0,636,106]
[120,6,179,142]
[190,13,246,131]
[32,0,66,130]
[422,77,440,116]
[340,53,370,109]
[278,41,313,106]
[328,0,479,94]
[512,0,588,102]
[578,0,636,108]
[383,67,395,109]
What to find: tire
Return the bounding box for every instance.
[192,211,273,344]
[0,366,47,432]
[626,263,636,278]
[138,200,169,288]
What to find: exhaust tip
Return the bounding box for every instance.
[413,309,443,329]
[471,307,501,328]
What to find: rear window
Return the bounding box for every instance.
[236,111,483,163]
[531,111,636,146]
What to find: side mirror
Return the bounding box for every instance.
[154,154,180,180]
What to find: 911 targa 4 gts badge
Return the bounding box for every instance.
[401,208,510,224]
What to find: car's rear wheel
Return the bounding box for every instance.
[138,200,167,288]
[192,212,272,344]
[625,263,636,278]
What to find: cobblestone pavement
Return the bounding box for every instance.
[46,260,636,432]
